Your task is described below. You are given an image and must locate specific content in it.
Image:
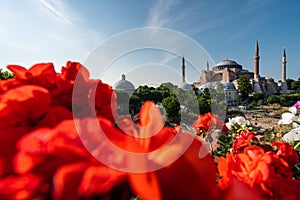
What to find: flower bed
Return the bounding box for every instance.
[0,61,300,199]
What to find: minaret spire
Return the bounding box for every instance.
[282,48,287,82]
[206,61,209,71]
[182,56,186,83]
[254,39,260,80]
[255,39,259,52]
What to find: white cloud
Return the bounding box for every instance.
[146,0,180,27]
[145,0,274,36]
[0,0,105,71]
[38,0,76,27]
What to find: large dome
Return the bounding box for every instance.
[213,59,242,71]
[113,74,135,91]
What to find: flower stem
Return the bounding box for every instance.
[294,141,300,150]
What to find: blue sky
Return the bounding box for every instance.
[1,0,299,86]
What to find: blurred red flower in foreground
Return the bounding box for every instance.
[0,62,220,199]
[2,61,299,199]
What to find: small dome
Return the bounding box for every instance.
[222,82,236,90]
[198,82,215,90]
[113,74,135,91]
[180,83,192,90]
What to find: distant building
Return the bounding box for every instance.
[195,40,291,96]
[113,74,135,95]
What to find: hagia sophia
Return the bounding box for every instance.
[113,40,291,106]
[194,40,289,94]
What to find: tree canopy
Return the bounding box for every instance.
[237,76,252,102]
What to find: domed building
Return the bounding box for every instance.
[192,39,292,107]
[113,74,135,94]
[198,58,253,84]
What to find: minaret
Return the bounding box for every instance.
[254,39,260,80]
[282,48,287,82]
[206,61,209,71]
[182,56,186,83]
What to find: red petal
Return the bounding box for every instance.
[78,166,126,196]
[129,172,162,200]
[7,65,30,79]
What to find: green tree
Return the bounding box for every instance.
[210,82,227,116]
[201,88,211,100]
[162,96,180,124]
[291,80,300,93]
[267,95,280,104]
[237,76,253,102]
[198,97,211,114]
[156,84,172,99]
[129,95,142,115]
[136,86,152,102]
[252,93,265,101]
[149,90,163,103]
[280,94,300,107]
[0,68,14,80]
[286,78,294,90]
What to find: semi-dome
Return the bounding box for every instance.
[113,74,135,91]
[213,59,242,71]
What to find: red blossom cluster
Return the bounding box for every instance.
[193,112,228,136]
[218,135,300,199]
[232,129,258,153]
[0,62,220,199]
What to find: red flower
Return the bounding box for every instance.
[92,80,118,122]
[4,63,57,91]
[193,112,227,136]
[60,61,89,81]
[0,174,47,200]
[272,141,299,168]
[0,85,51,176]
[193,112,211,134]
[0,61,121,199]
[0,61,221,199]
[14,119,129,199]
[218,145,299,198]
[232,129,258,153]
[0,85,51,127]
[119,102,220,199]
